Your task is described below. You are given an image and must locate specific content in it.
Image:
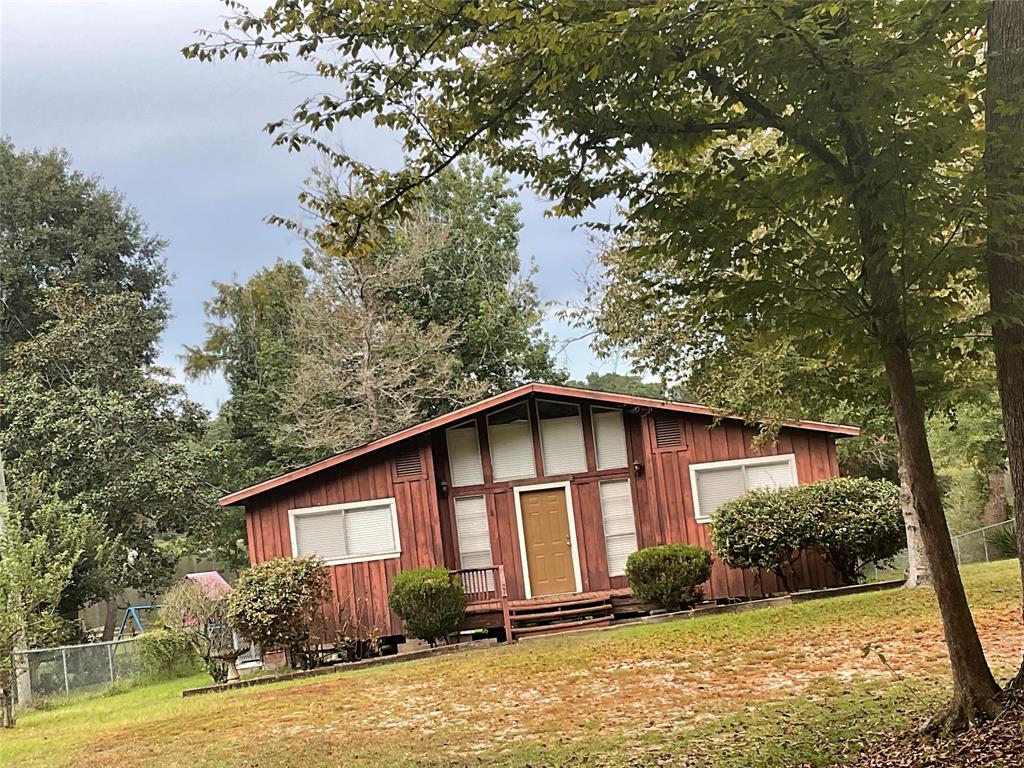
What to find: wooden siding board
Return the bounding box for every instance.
[827,439,841,476]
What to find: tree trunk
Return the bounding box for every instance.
[899,448,933,587]
[985,0,1024,689]
[845,120,1000,722]
[1,676,13,729]
[882,344,1002,728]
[982,469,1010,526]
[101,600,118,642]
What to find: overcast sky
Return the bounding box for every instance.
[1,0,628,411]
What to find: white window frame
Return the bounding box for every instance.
[445,420,484,487]
[288,497,401,566]
[453,494,495,589]
[511,481,583,599]
[536,398,588,476]
[689,454,798,523]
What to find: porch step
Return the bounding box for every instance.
[508,592,614,640]
[514,614,612,638]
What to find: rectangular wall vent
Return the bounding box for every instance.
[653,413,684,448]
[394,446,424,478]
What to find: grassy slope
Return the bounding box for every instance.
[2,562,1021,768]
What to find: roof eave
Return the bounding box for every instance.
[218,382,860,507]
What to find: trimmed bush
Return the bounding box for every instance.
[800,477,904,583]
[711,487,816,590]
[388,567,467,645]
[712,477,903,588]
[625,544,712,611]
[136,628,199,680]
[228,556,333,669]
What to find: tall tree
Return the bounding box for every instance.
[285,203,486,453]
[187,0,1000,725]
[0,140,166,359]
[0,286,215,620]
[983,0,1024,688]
[387,160,563,395]
[0,141,213,624]
[185,260,313,486]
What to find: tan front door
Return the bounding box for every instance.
[520,488,576,597]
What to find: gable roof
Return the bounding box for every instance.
[219,382,860,507]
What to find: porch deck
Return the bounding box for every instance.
[452,566,645,640]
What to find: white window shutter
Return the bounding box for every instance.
[694,466,746,520]
[446,425,484,486]
[744,460,795,491]
[343,504,397,556]
[540,415,588,475]
[488,421,536,481]
[600,479,638,576]
[593,409,628,469]
[293,509,348,562]
[454,495,493,589]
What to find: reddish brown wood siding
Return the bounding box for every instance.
[242,394,845,638]
[243,434,442,637]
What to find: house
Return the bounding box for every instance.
[220,383,859,640]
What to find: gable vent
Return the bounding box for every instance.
[394,446,423,478]
[653,413,684,449]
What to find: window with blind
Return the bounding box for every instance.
[454,495,494,589]
[289,498,400,565]
[487,402,536,481]
[446,421,484,487]
[600,479,638,576]
[592,406,628,470]
[689,454,797,522]
[537,400,587,476]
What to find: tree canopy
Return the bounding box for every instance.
[0,139,166,360]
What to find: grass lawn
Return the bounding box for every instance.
[3,561,1022,768]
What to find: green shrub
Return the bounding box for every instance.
[712,477,904,588]
[988,520,1019,560]
[801,477,904,583]
[710,488,812,590]
[136,628,199,680]
[159,580,234,682]
[387,567,467,645]
[625,544,713,611]
[227,556,333,669]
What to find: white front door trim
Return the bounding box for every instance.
[511,480,583,600]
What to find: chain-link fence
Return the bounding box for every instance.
[862,519,1018,582]
[863,549,910,583]
[12,637,142,707]
[951,519,1018,566]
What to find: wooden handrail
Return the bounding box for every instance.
[449,565,513,643]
